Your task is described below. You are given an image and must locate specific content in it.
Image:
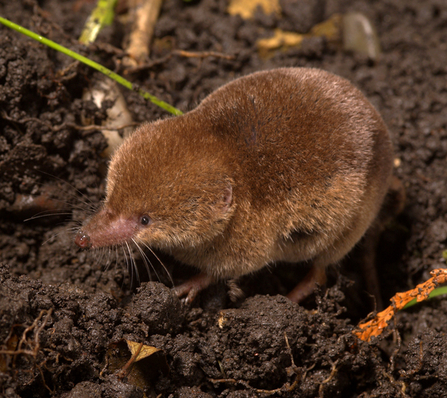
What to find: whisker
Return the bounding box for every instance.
[129,243,139,286]
[96,247,107,272]
[121,245,132,287]
[34,170,97,206]
[40,231,64,246]
[93,247,106,284]
[24,212,74,222]
[131,239,149,278]
[98,246,115,282]
[125,241,140,288]
[137,239,174,288]
[29,177,99,218]
[103,246,113,272]
[132,238,156,282]
[115,245,120,275]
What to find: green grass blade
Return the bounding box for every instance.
[0,16,183,116]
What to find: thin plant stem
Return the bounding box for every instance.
[0,16,183,116]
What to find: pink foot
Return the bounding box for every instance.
[173,272,214,303]
[286,264,327,303]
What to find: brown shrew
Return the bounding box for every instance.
[75,67,394,303]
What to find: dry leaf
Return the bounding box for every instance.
[257,14,342,56]
[228,0,280,19]
[354,268,447,342]
[258,29,305,52]
[106,339,169,390]
[126,340,160,362]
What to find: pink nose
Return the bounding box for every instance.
[75,230,91,249]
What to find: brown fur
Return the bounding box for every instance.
[75,67,394,301]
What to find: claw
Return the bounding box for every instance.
[173,272,214,304]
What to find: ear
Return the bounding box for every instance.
[221,184,233,213]
[212,180,233,217]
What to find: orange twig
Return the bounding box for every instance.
[354,268,447,342]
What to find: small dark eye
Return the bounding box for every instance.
[140,215,151,226]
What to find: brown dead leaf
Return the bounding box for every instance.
[106,339,169,390]
[228,0,280,19]
[257,29,305,52]
[126,339,160,362]
[257,14,342,57]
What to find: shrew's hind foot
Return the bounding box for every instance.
[286,264,327,303]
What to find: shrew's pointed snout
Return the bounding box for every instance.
[75,230,92,249]
[73,210,139,249]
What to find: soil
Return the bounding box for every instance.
[1,0,447,397]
